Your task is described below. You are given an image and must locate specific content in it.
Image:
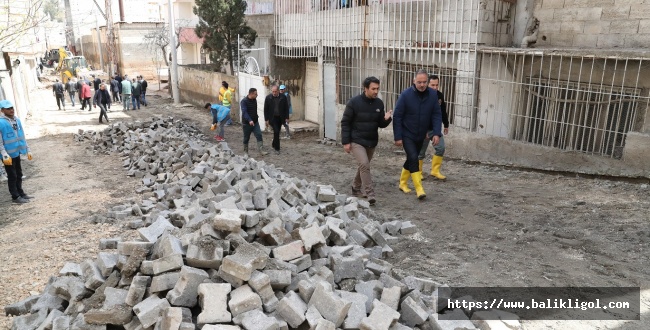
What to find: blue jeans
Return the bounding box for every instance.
[69,92,76,106]
[242,122,263,145]
[418,133,446,159]
[122,94,131,110]
[140,92,147,106]
[132,94,141,109]
[224,105,233,125]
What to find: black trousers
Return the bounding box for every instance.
[55,94,65,109]
[402,136,425,173]
[271,116,283,151]
[98,104,109,123]
[5,156,24,200]
[112,91,120,102]
[81,97,91,110]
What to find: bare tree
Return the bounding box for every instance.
[142,20,189,67]
[0,0,49,47]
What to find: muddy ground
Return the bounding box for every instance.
[0,78,648,329]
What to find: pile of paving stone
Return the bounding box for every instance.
[7,117,520,330]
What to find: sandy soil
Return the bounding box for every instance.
[0,77,648,329]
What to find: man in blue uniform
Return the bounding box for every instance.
[0,100,33,203]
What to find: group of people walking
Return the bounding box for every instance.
[341,70,449,205]
[207,81,293,155]
[52,73,149,123]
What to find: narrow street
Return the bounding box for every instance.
[0,80,648,329]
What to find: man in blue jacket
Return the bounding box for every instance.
[392,69,442,199]
[0,100,33,204]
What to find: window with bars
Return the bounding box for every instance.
[385,60,457,124]
[515,78,641,159]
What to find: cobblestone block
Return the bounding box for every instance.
[359,299,400,330]
[308,281,351,327]
[166,266,210,307]
[198,283,232,325]
[133,295,171,328]
[229,285,263,317]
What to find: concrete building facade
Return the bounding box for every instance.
[267,0,650,178]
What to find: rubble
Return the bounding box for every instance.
[6,117,517,330]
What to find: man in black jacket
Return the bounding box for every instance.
[340,76,392,205]
[241,88,268,156]
[263,85,290,154]
[53,79,65,110]
[93,83,111,123]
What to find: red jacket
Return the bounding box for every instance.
[81,84,92,99]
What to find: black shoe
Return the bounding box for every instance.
[367,196,376,205]
[12,197,29,204]
[20,194,33,199]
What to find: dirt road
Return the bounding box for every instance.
[0,83,648,329]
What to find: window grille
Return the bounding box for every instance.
[516,78,641,159]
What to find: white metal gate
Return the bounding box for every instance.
[237,72,268,130]
[305,61,320,124]
[324,63,337,140]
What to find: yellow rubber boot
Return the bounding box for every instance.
[430,155,447,180]
[411,171,426,199]
[399,168,412,194]
[418,160,423,173]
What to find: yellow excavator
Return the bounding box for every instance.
[56,48,99,83]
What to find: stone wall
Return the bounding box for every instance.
[177,65,240,122]
[534,0,650,48]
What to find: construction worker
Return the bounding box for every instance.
[418,74,449,180]
[219,81,235,125]
[0,100,33,204]
[205,102,231,142]
[392,69,442,200]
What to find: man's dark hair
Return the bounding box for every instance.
[363,76,380,88]
[222,81,228,88]
[204,103,211,109]
[429,74,439,81]
[248,88,257,94]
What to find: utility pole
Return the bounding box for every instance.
[105,0,115,77]
[168,0,179,103]
[64,0,75,52]
[95,13,104,72]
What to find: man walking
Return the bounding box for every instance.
[241,88,268,156]
[65,78,77,107]
[110,76,121,103]
[280,84,292,139]
[121,75,132,110]
[139,75,148,106]
[53,79,65,110]
[80,81,92,111]
[131,78,142,110]
[418,74,449,180]
[93,83,111,124]
[0,100,33,204]
[340,76,392,205]
[263,85,290,155]
[393,69,442,200]
[76,76,84,105]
